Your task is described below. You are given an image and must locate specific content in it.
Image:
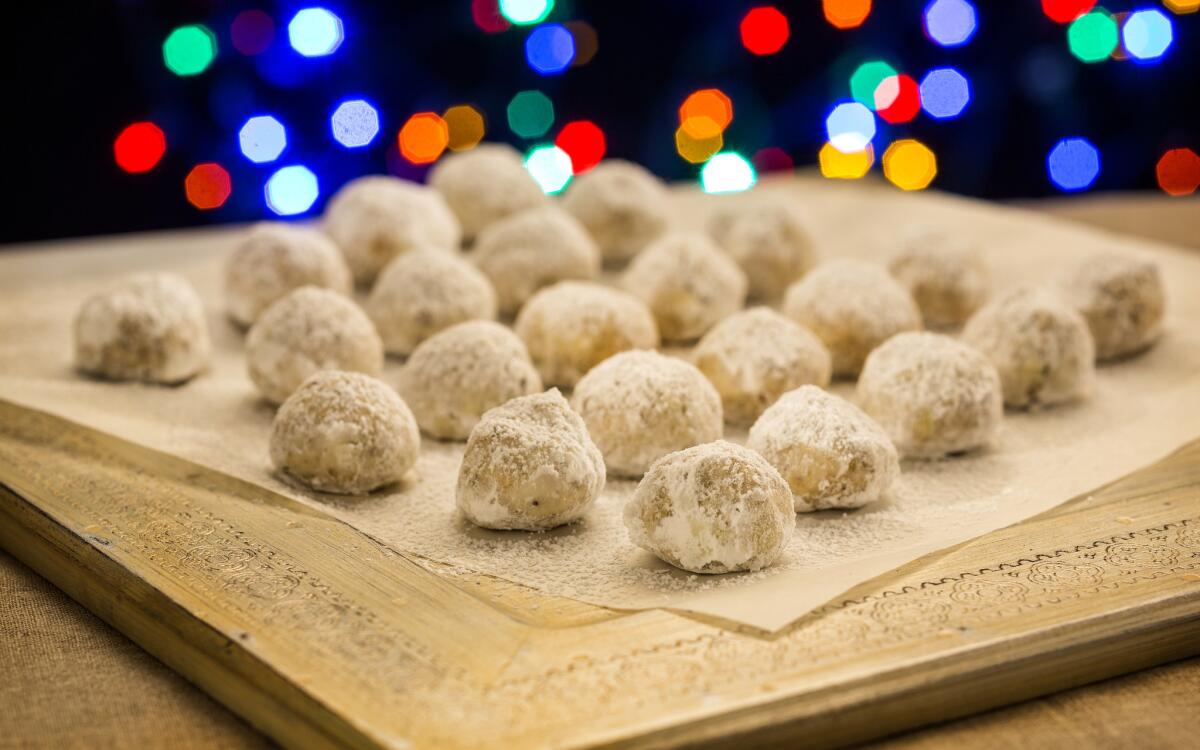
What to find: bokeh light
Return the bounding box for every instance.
[500,0,553,26]
[874,74,921,124]
[564,21,599,66]
[507,90,554,138]
[288,8,344,57]
[919,67,971,119]
[1047,137,1101,191]
[555,120,606,173]
[239,115,288,163]
[524,145,573,193]
[113,122,166,174]
[923,0,977,47]
[1164,0,1200,14]
[1122,9,1173,61]
[472,0,511,33]
[1042,0,1096,23]
[701,153,757,194]
[163,25,217,76]
[679,89,733,138]
[1156,148,1200,195]
[740,7,790,56]
[753,147,794,173]
[444,105,486,151]
[823,0,872,29]
[185,163,232,210]
[398,113,450,164]
[231,10,274,56]
[675,124,724,164]
[850,60,897,109]
[883,139,937,190]
[819,141,874,179]
[330,99,380,148]
[1068,10,1118,62]
[525,23,575,74]
[826,101,877,153]
[265,165,319,216]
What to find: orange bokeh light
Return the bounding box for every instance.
[824,0,872,29]
[398,113,450,164]
[184,163,231,209]
[679,89,732,139]
[1156,148,1200,196]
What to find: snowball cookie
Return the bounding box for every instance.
[365,249,497,356]
[1057,251,1165,361]
[621,232,748,342]
[457,389,605,530]
[693,308,832,427]
[514,281,659,387]
[246,287,384,405]
[887,233,988,329]
[747,386,899,512]
[624,441,793,574]
[74,272,210,384]
[427,143,547,241]
[224,222,352,327]
[473,206,601,316]
[398,320,542,440]
[323,176,460,286]
[963,286,1095,409]
[561,159,670,264]
[270,371,420,494]
[857,332,1003,459]
[783,259,922,377]
[572,350,723,477]
[707,198,817,300]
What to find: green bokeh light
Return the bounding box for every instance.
[500,0,553,26]
[701,152,757,194]
[1067,11,1118,63]
[507,90,554,139]
[850,60,897,110]
[163,24,217,76]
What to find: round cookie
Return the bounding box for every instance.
[707,198,817,300]
[270,371,420,494]
[560,159,670,264]
[224,222,352,327]
[857,332,1003,459]
[572,350,723,477]
[624,441,794,574]
[365,248,497,356]
[398,320,542,440]
[887,232,988,329]
[427,143,547,241]
[692,308,832,426]
[246,286,383,405]
[514,281,659,387]
[457,389,605,530]
[963,286,1095,409]
[783,259,922,377]
[74,272,210,384]
[621,232,748,342]
[747,385,899,512]
[1057,250,1165,361]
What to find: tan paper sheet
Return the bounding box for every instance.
[2,177,1198,632]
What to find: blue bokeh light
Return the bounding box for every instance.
[525,24,575,75]
[923,0,977,48]
[265,165,320,215]
[330,99,381,148]
[1047,138,1100,192]
[239,115,287,163]
[1122,9,1173,62]
[825,101,877,154]
[288,8,344,57]
[919,67,971,119]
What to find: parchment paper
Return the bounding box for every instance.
[3,177,1199,632]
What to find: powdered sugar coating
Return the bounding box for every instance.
[888,232,988,329]
[963,286,1095,409]
[398,320,542,440]
[621,232,748,342]
[270,371,420,494]
[572,350,723,478]
[366,248,497,356]
[783,259,922,377]
[692,308,832,426]
[224,223,352,327]
[323,176,461,286]
[561,159,670,264]
[473,206,601,315]
[624,440,793,574]
[707,198,817,300]
[748,385,899,512]
[74,272,210,384]
[457,389,605,530]
[1057,250,1165,361]
[857,332,1003,459]
[514,281,659,387]
[245,286,383,405]
[427,143,547,241]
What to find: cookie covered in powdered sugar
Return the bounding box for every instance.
[887,231,988,329]
[1057,250,1165,361]
[427,143,547,241]
[707,197,817,300]
[561,159,670,264]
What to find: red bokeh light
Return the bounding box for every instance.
[231,10,274,55]
[824,0,872,29]
[1156,148,1200,197]
[555,120,607,174]
[740,7,790,56]
[185,163,232,209]
[472,0,511,34]
[1041,0,1097,24]
[752,147,794,173]
[113,122,166,174]
[875,74,922,124]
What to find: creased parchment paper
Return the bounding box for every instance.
[2,177,1199,632]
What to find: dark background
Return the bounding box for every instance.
[3,0,1197,244]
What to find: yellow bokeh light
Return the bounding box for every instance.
[675,122,723,164]
[819,141,874,179]
[883,139,937,191]
[443,105,486,152]
[1165,0,1199,14]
